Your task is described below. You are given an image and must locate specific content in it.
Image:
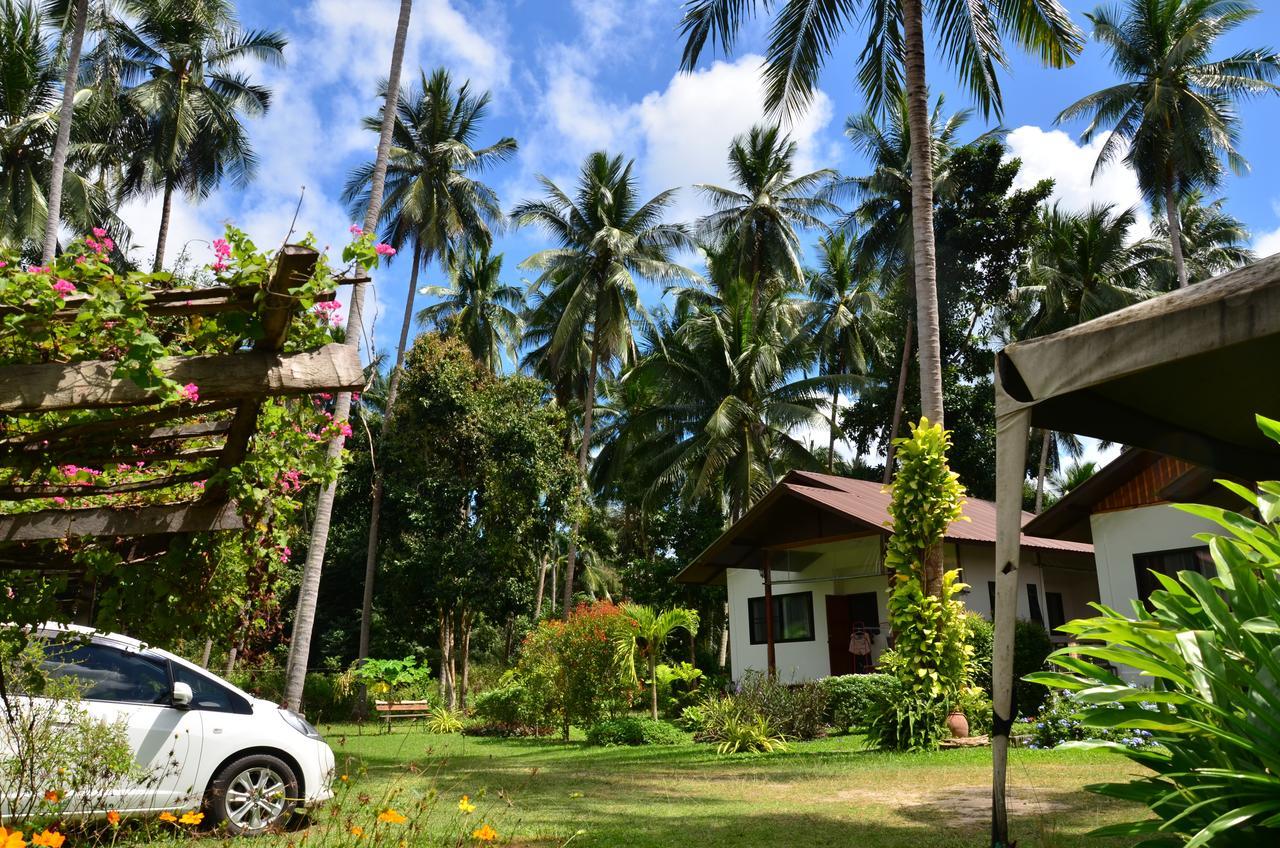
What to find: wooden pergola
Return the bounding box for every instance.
[0,245,364,553]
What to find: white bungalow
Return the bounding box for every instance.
[675,470,1097,682]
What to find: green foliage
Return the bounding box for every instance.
[884,418,968,579]
[1015,689,1156,751]
[469,678,550,737]
[350,657,433,701]
[425,705,465,735]
[821,673,896,733]
[714,712,788,755]
[1024,417,1280,844]
[964,612,995,694]
[732,672,829,741]
[1012,619,1053,716]
[585,716,687,747]
[654,662,703,719]
[613,603,699,720]
[863,670,950,752]
[954,686,993,737]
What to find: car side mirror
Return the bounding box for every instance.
[172,681,194,709]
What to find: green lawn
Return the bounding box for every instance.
[284,723,1150,848]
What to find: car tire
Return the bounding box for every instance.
[206,753,300,835]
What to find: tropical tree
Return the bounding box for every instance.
[1151,190,1254,286]
[344,66,516,668]
[513,151,697,617]
[285,0,412,714]
[0,0,111,251]
[111,0,285,271]
[613,604,699,720]
[1051,459,1097,497]
[695,124,837,303]
[1031,428,1083,513]
[1058,0,1280,288]
[40,0,89,264]
[805,233,883,470]
[417,247,523,374]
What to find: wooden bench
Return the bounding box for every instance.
[373,700,434,732]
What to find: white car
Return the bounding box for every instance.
[5,624,335,835]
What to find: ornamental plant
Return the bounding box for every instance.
[878,417,973,750]
[1025,414,1280,846]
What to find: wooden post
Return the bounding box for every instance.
[763,549,776,679]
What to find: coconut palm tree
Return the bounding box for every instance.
[614,604,699,720]
[40,0,88,264]
[1151,191,1254,287]
[417,247,523,374]
[695,124,837,304]
[1031,428,1084,513]
[343,67,516,669]
[110,0,284,271]
[805,233,883,470]
[513,151,697,618]
[284,0,413,714]
[0,0,112,252]
[1057,0,1280,288]
[1052,459,1098,497]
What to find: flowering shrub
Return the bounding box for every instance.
[1016,689,1157,750]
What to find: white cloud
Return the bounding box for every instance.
[1005,126,1150,234]
[1256,200,1280,258]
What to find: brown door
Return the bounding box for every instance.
[826,595,853,676]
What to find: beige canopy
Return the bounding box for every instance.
[988,252,1280,842]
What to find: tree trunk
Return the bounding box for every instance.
[533,554,548,619]
[717,600,729,669]
[223,643,238,678]
[459,607,472,711]
[199,637,212,669]
[882,317,914,484]
[152,178,175,273]
[1166,178,1189,288]
[649,652,659,720]
[283,0,412,713]
[41,0,88,266]
[357,242,424,671]
[1035,429,1051,514]
[439,607,455,709]
[827,384,840,472]
[562,332,601,618]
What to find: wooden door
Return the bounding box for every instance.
[826,595,853,676]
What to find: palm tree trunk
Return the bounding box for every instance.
[1035,430,1051,513]
[357,242,424,674]
[199,637,213,669]
[827,355,841,472]
[882,318,914,484]
[460,607,472,711]
[717,600,729,669]
[562,332,601,618]
[1166,178,1189,288]
[152,178,174,273]
[533,553,548,619]
[283,0,413,713]
[41,0,88,266]
[649,653,659,720]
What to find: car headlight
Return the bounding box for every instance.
[280,709,323,740]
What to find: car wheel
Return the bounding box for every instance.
[207,754,299,835]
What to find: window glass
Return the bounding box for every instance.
[43,641,170,704]
[1133,546,1212,603]
[747,592,815,644]
[171,663,251,714]
[1026,584,1044,626]
[1045,591,1066,631]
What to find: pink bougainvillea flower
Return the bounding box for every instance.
[28,265,49,274]
[374,243,396,256]
[92,227,108,238]
[0,261,8,268]
[52,279,76,299]
[349,224,363,236]
[213,238,231,258]
[178,383,200,403]
[340,422,353,438]
[52,497,66,505]
[102,236,114,251]
[279,547,291,563]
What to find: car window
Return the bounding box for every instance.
[171,663,251,714]
[42,640,171,705]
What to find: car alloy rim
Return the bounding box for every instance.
[225,766,288,831]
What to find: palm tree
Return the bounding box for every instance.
[513,151,696,618]
[40,0,89,264]
[1052,459,1098,497]
[284,0,412,714]
[111,0,285,271]
[1058,0,1280,289]
[614,604,699,720]
[343,67,516,668]
[1031,428,1084,513]
[679,0,1083,435]
[417,247,523,374]
[805,233,883,470]
[0,0,111,251]
[1151,191,1254,287]
[695,124,837,304]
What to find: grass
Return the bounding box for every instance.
[280,722,1151,848]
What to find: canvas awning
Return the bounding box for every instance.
[988,252,1280,840]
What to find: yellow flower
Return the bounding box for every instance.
[349,826,364,838]
[472,823,498,842]
[31,831,64,848]
[377,808,408,824]
[179,811,204,826]
[106,811,121,827]
[43,791,60,804]
[340,774,349,783]
[0,827,26,848]
[458,795,476,814]
[158,812,178,823]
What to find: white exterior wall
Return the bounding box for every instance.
[1089,504,1221,615]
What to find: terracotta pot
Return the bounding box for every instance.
[947,711,969,739]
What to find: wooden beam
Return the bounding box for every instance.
[0,501,242,542]
[0,446,225,470]
[0,403,240,447]
[0,471,208,500]
[0,343,363,413]
[763,550,776,680]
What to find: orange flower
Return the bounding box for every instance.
[349,826,364,838]
[340,774,349,783]
[0,827,26,848]
[106,811,121,827]
[31,831,64,848]
[179,811,204,826]
[377,809,407,824]
[472,823,498,842]
[158,812,177,823]
[42,791,60,803]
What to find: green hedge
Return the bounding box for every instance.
[821,674,896,733]
[586,717,687,746]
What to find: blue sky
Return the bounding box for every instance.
[121,0,1280,365]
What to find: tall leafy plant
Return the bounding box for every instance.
[1026,414,1280,846]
